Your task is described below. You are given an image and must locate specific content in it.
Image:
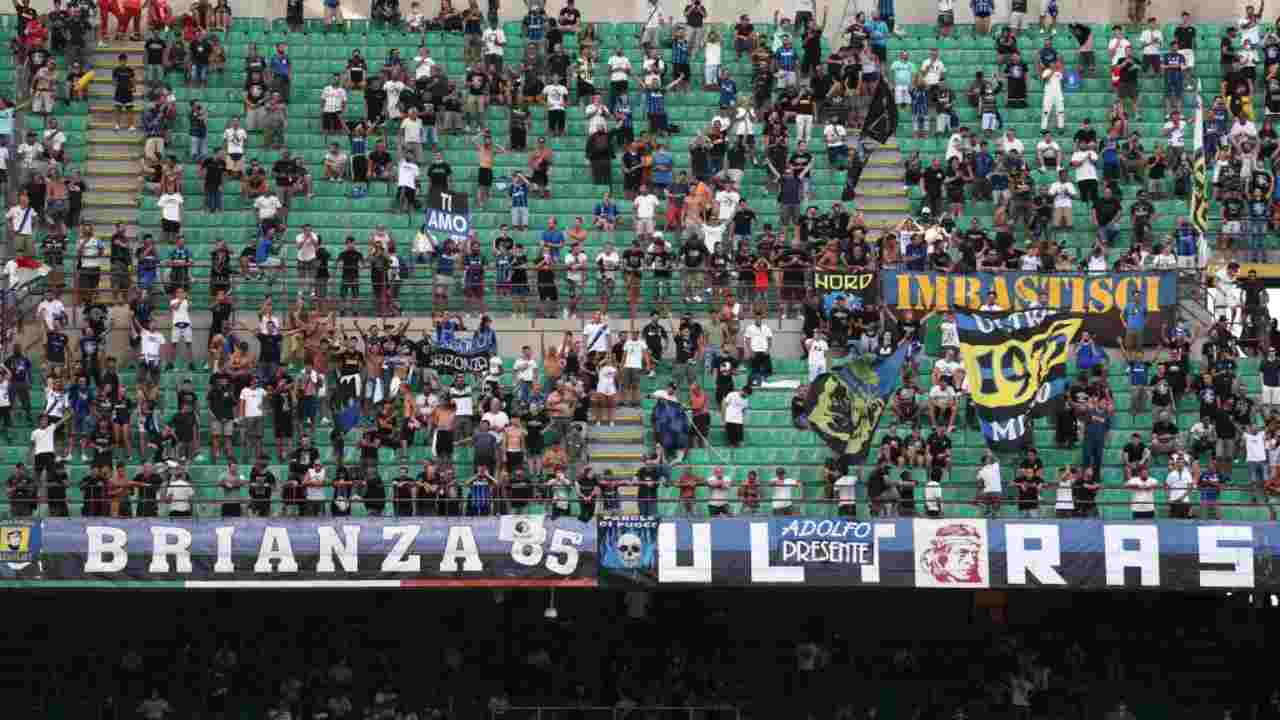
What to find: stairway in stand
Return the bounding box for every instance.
[82,40,145,236]
[856,137,910,232]
[588,409,647,515]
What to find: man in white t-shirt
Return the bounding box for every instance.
[744,317,773,386]
[163,473,195,518]
[607,49,632,107]
[834,472,858,517]
[771,467,798,515]
[715,186,740,222]
[583,312,611,355]
[397,157,420,213]
[482,23,506,69]
[254,193,282,224]
[36,289,66,331]
[512,345,538,402]
[1048,169,1078,230]
[620,330,647,407]
[595,243,621,305]
[139,324,166,383]
[1164,456,1194,519]
[1162,110,1186,170]
[295,223,320,284]
[706,466,732,516]
[722,386,751,447]
[929,383,958,431]
[1125,467,1158,519]
[565,243,588,318]
[223,119,248,176]
[1108,26,1132,65]
[633,185,660,236]
[6,193,37,257]
[977,453,1002,517]
[169,288,195,371]
[239,377,267,463]
[481,396,510,431]
[804,331,829,382]
[1071,142,1100,205]
[30,413,66,478]
[543,78,569,137]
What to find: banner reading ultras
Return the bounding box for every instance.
[31,517,597,587]
[957,310,1082,451]
[615,518,1280,590]
[881,271,1176,344]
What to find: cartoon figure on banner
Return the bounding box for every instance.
[914,520,989,588]
[599,516,657,577]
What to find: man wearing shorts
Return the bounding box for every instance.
[239,376,266,464]
[111,53,136,132]
[207,374,237,463]
[6,192,36,257]
[620,330,646,407]
[223,117,247,178]
[509,172,531,229]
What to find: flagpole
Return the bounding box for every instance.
[1190,81,1210,270]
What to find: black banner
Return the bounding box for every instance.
[957,310,1084,452]
[814,271,878,308]
[426,345,492,374]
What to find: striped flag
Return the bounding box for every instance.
[1190,83,1209,239]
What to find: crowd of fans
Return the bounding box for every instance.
[2,0,1280,521]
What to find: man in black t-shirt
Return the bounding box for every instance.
[1092,186,1122,246]
[190,31,213,86]
[427,151,452,193]
[200,148,226,212]
[337,237,364,314]
[678,238,706,304]
[1016,449,1044,518]
[920,158,945,215]
[112,54,136,131]
[143,31,167,86]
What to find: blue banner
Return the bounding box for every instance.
[31,517,597,585]
[617,518,1278,590]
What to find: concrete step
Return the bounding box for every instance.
[84,190,139,208]
[855,196,910,211]
[80,207,135,225]
[586,443,645,462]
[84,178,142,194]
[87,148,141,162]
[87,129,143,146]
[86,159,142,176]
[590,427,646,444]
[861,168,907,182]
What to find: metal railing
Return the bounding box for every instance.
[3,478,1273,521]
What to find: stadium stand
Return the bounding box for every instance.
[1,0,1277,524]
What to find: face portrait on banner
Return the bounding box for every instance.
[914,520,990,589]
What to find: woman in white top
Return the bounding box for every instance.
[593,358,619,426]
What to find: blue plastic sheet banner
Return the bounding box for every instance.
[24,517,597,587]
[604,518,1278,590]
